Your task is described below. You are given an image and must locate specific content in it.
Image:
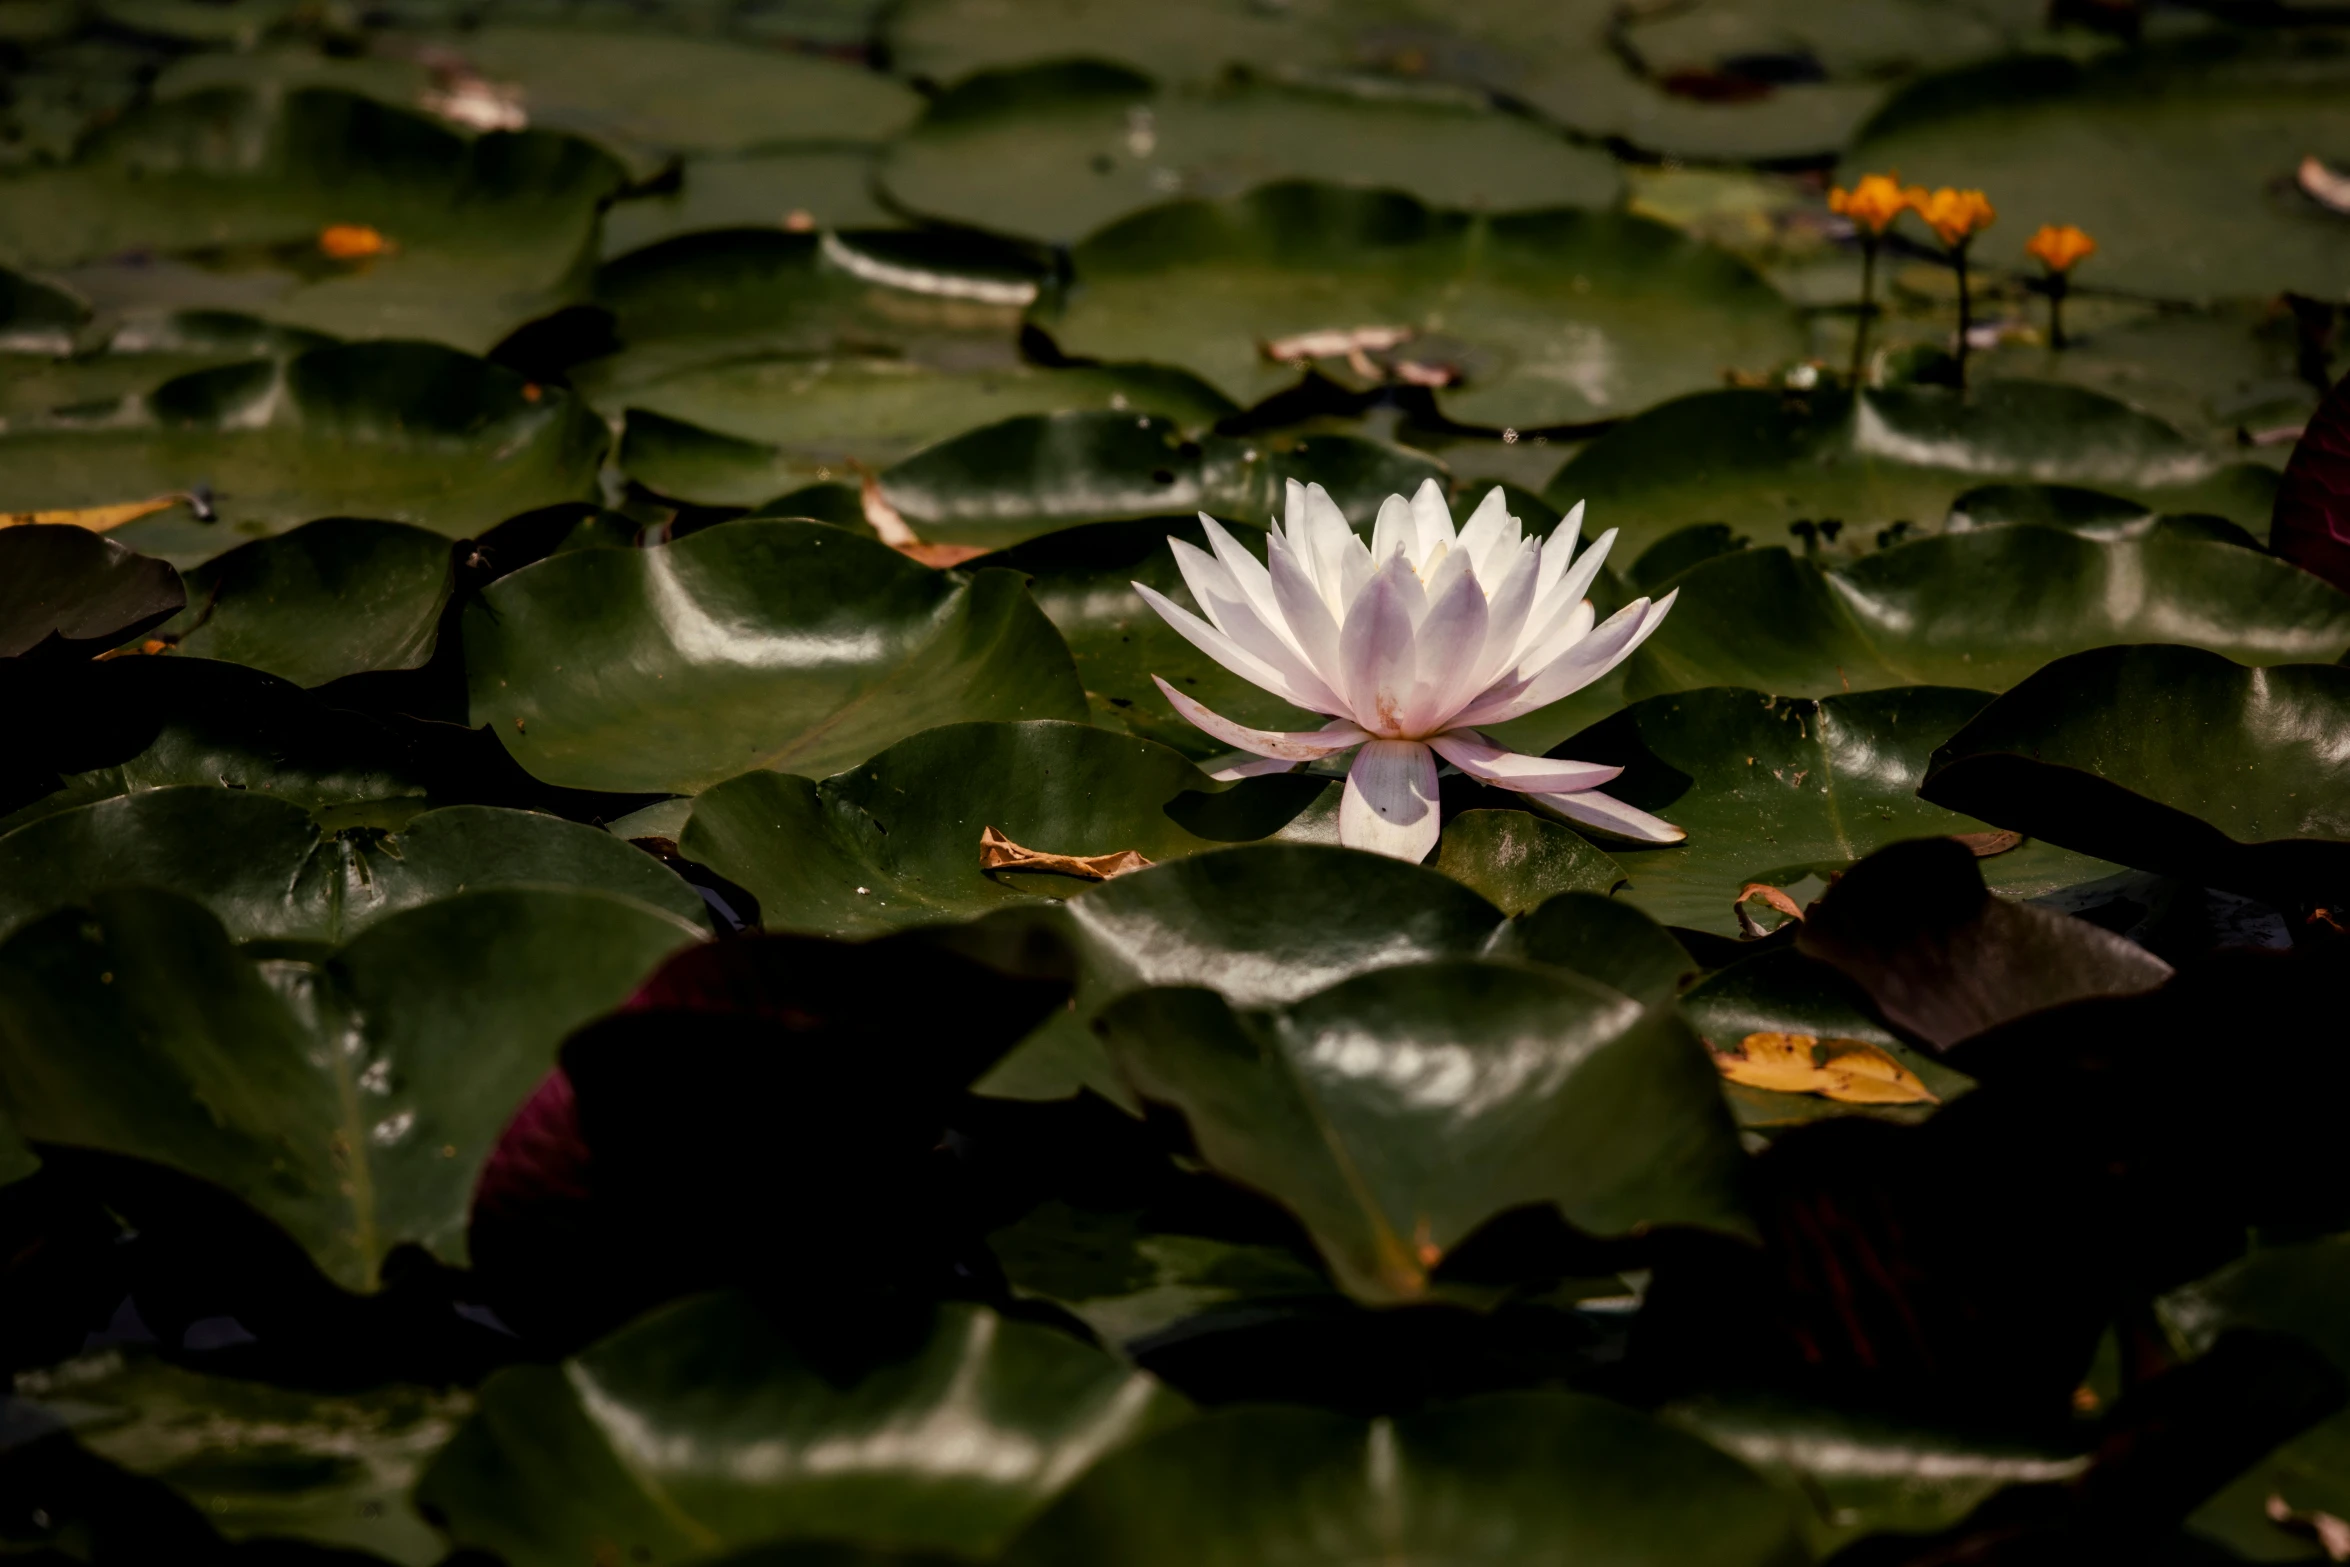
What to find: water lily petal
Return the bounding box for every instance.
[1133,580,1340,713]
[1527,785,1685,844]
[1267,528,1346,691]
[1409,477,1456,553]
[1302,482,1362,620]
[1516,525,1618,661]
[1465,539,1544,694]
[1370,492,1417,567]
[1530,500,1586,606]
[1151,676,1370,759]
[1169,537,1346,712]
[1455,486,1518,583]
[1340,739,1441,862]
[1336,554,1420,734]
[1428,731,1623,793]
[1457,590,1676,727]
[1206,754,1304,781]
[1198,515,1288,644]
[1399,560,1489,734]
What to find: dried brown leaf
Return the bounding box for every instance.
[1950,829,2023,857]
[979,825,1152,882]
[1735,881,1806,938]
[2,495,187,533]
[1710,1031,1939,1105]
[1261,325,1414,364]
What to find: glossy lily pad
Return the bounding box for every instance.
[0,342,606,566]
[1849,40,2350,303]
[999,1392,1805,1565]
[1039,182,1804,426]
[11,1351,468,1565]
[0,309,336,422]
[464,520,1087,794]
[0,885,701,1291]
[1559,685,2114,935]
[1432,807,1626,913]
[1621,526,2350,702]
[158,517,455,686]
[1918,643,2350,904]
[417,1295,1191,1563]
[0,86,628,351]
[616,360,1237,507]
[1097,959,1749,1301]
[1545,383,2281,563]
[600,149,902,257]
[880,61,1621,247]
[0,789,708,942]
[0,525,184,658]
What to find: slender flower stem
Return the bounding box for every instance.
[2048,271,2070,350]
[1850,238,1878,388]
[1952,239,1974,392]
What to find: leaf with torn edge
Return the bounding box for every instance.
[979,825,1151,882]
[861,468,988,568]
[1710,1031,1939,1106]
[1734,882,1805,939]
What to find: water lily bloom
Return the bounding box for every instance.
[1908,186,1996,247]
[2025,223,2096,273]
[1828,172,1910,235]
[1135,480,1683,862]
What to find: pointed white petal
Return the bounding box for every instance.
[1132,580,1337,713]
[1151,676,1369,759]
[1267,529,1345,690]
[1398,562,1488,735]
[1206,754,1305,781]
[1514,595,1598,675]
[1370,492,1416,567]
[1410,477,1456,552]
[1199,516,1292,649]
[1517,526,1618,659]
[1336,556,1419,734]
[1528,785,1685,844]
[1456,590,1677,727]
[1168,537,1345,711]
[1464,540,1544,694]
[1552,500,1586,561]
[1456,485,1514,582]
[1427,731,1623,793]
[1303,483,1357,618]
[1340,739,1441,862]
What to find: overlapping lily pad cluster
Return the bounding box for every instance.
[2,1,2350,1563]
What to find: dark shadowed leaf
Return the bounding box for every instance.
[0,526,184,659]
[160,517,455,686]
[465,521,1087,794]
[2271,367,2350,595]
[417,1296,1190,1564]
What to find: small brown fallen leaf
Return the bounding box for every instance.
[318,223,396,260]
[979,825,1151,882]
[1710,1031,1939,1105]
[2297,155,2350,217]
[2267,1492,2350,1562]
[1949,829,2023,857]
[897,541,991,568]
[1735,881,1805,938]
[93,638,173,661]
[1261,325,1414,364]
[1390,359,1459,388]
[2,494,192,533]
[2243,422,2310,448]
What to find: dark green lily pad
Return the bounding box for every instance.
[417,1295,1191,1564]
[1040,182,1804,426]
[1000,1392,1806,1566]
[1918,643,2350,905]
[601,149,902,258]
[0,525,184,658]
[0,342,606,567]
[1545,383,2281,564]
[0,86,628,351]
[990,1200,1336,1347]
[0,789,708,943]
[465,520,1087,794]
[1433,807,1626,914]
[880,62,1621,247]
[0,310,336,422]
[1621,527,2350,702]
[10,1352,468,1565]
[1849,41,2350,304]
[616,361,1237,507]
[158,517,455,686]
[1097,959,1749,1301]
[1561,685,2114,936]
[0,885,700,1291]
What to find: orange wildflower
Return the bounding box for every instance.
[318,224,395,260]
[2025,223,2096,273]
[1909,187,1996,247]
[1828,172,1910,236]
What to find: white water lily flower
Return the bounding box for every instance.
[1135,478,1684,862]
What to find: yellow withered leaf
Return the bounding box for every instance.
[1710,1031,1939,1106]
[1,495,187,534]
[979,826,1151,883]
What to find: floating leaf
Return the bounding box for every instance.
[159,517,455,686]
[0,526,183,659]
[980,824,1152,882]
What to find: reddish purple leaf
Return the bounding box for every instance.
[2272,369,2350,593]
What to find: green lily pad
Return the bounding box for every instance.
[0,263,89,352]
[464,520,1087,794]
[616,361,1237,507]
[1545,383,2281,564]
[1918,643,2350,905]
[0,789,709,943]
[1097,959,1748,1301]
[0,658,434,838]
[880,62,1621,247]
[11,1352,469,1566]
[1039,182,1804,426]
[0,310,337,422]
[0,342,606,567]
[417,1295,1191,1564]
[1561,685,2114,936]
[679,721,1321,938]
[1433,807,1626,913]
[158,517,455,686]
[0,885,700,1291]
[1621,526,2350,702]
[999,1392,1806,1565]
[600,149,903,258]
[0,86,628,351]
[0,525,184,658]
[880,414,1446,553]
[1848,40,2350,304]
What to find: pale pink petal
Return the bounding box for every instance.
[1455,486,1518,583]
[1428,731,1623,793]
[1152,675,1369,759]
[1397,562,1487,735]
[1302,483,1362,619]
[1340,739,1441,862]
[1464,539,1542,694]
[1409,477,1456,550]
[1527,786,1684,844]
[1513,595,1599,675]
[1132,581,1338,713]
[1336,556,1420,734]
[1530,502,1583,605]
[1516,526,1618,660]
[1266,529,1345,693]
[1167,538,1346,712]
[1198,515,1287,641]
[1371,492,1417,566]
[1206,754,1304,781]
[1456,590,1677,728]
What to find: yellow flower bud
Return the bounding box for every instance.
[1828,172,1909,236]
[1911,187,1996,247]
[2025,223,2096,273]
